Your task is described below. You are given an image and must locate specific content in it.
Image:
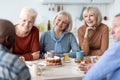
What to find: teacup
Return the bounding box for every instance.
[47,50,56,58]
[76,50,84,60]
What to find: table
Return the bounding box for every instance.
[25,59,85,80]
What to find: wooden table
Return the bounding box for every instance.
[25,59,85,80]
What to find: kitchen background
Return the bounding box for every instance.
[0,0,120,44]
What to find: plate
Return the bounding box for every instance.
[46,64,63,68]
[64,60,70,63]
[38,61,63,68]
[25,61,33,66]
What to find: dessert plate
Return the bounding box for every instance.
[38,61,63,68]
[64,60,71,63]
[46,64,63,68]
[25,61,33,66]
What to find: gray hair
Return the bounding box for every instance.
[83,6,102,27]
[19,7,37,19]
[115,13,120,17]
[53,10,72,32]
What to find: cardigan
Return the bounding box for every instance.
[0,44,31,80]
[40,30,80,58]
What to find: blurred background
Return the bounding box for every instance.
[0,0,118,44]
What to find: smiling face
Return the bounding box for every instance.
[54,14,69,32]
[110,16,120,42]
[83,11,97,27]
[19,14,35,33]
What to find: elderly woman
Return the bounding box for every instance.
[12,7,40,61]
[78,6,109,56]
[40,11,80,58]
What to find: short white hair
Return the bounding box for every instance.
[19,7,37,19]
[53,10,73,32]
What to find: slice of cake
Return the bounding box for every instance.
[63,53,69,61]
[75,59,92,64]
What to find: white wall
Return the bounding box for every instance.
[1,0,119,44]
[0,0,119,31]
[0,0,48,25]
[108,0,120,26]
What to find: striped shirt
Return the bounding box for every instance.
[83,41,120,80]
[0,44,31,80]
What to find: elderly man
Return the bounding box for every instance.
[0,19,30,80]
[12,7,40,61]
[81,13,120,80]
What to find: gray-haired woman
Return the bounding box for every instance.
[40,10,80,58]
[12,7,40,61]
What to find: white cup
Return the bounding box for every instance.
[29,63,41,77]
[47,51,53,58]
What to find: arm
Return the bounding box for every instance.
[83,44,120,80]
[18,66,31,80]
[68,33,80,58]
[78,27,90,56]
[20,28,40,61]
[17,51,40,61]
[30,28,40,60]
[17,60,31,80]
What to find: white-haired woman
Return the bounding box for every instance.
[40,11,80,58]
[12,7,40,61]
[78,6,109,56]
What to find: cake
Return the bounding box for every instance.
[45,56,62,66]
[63,53,69,61]
[75,59,82,64]
[75,59,91,64]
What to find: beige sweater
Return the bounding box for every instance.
[78,23,109,56]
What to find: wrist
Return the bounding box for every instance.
[84,29,89,38]
[84,33,88,38]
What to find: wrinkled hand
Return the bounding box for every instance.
[84,26,96,38]
[79,63,94,74]
[87,26,96,31]
[32,51,40,60]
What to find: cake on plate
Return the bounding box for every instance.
[75,59,92,64]
[45,56,62,66]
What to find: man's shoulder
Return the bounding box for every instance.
[111,41,120,49]
[0,47,26,68]
[1,52,26,68]
[0,51,29,78]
